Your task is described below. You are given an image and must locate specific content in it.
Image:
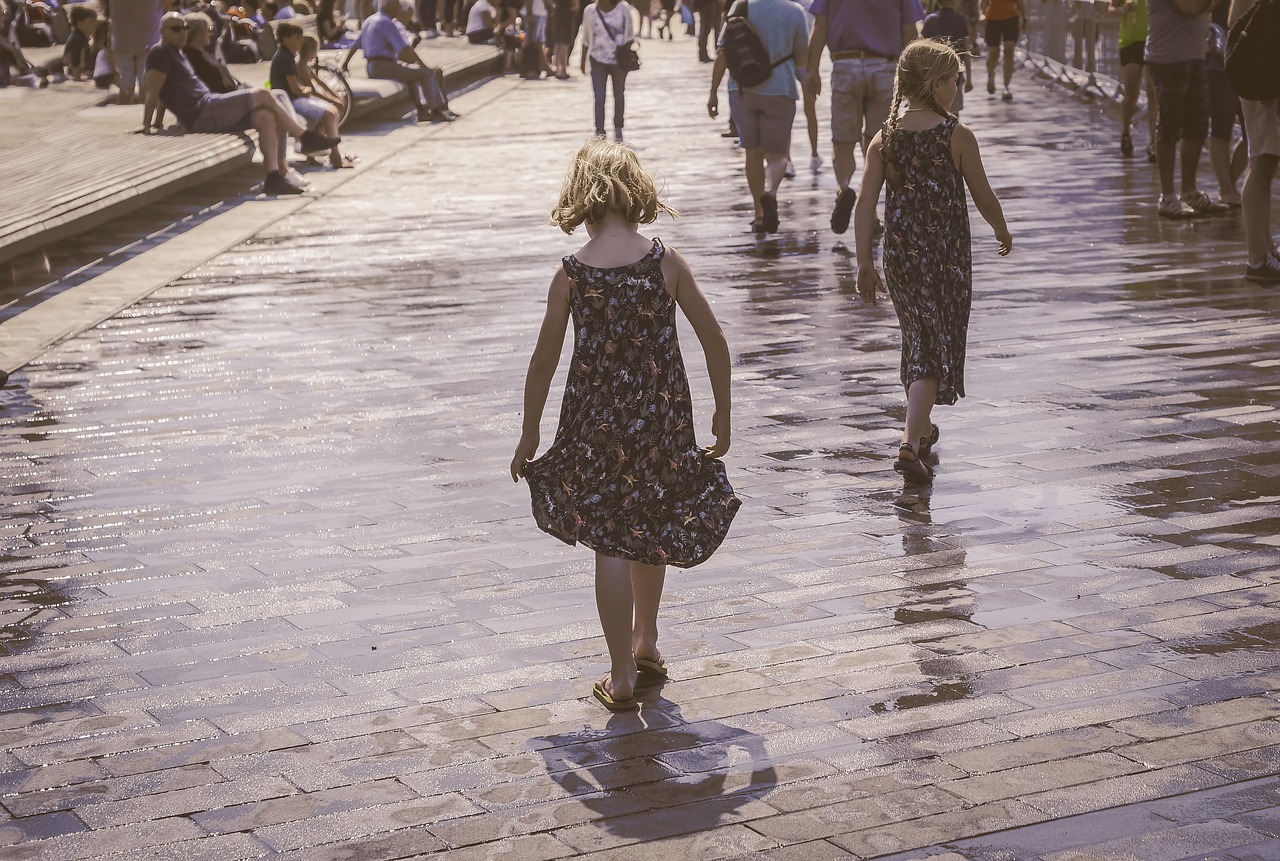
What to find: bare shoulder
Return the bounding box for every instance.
[953,122,980,148]
[660,243,694,297]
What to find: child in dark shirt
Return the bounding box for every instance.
[63,5,99,80]
[921,0,973,112]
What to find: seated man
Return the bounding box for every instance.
[341,0,458,123]
[142,11,339,195]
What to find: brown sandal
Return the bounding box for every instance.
[894,443,934,484]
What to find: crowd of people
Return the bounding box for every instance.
[6,0,1275,260]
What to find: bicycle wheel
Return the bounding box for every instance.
[312,62,353,127]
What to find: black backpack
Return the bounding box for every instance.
[722,0,790,89]
[1226,0,1280,101]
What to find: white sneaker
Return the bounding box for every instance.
[285,168,310,189]
[810,153,823,172]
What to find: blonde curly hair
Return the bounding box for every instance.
[550,139,677,234]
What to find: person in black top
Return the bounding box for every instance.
[63,5,99,80]
[270,23,347,167]
[921,0,973,113]
[142,12,339,195]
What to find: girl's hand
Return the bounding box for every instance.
[996,230,1013,256]
[511,433,539,482]
[857,263,884,305]
[705,410,730,459]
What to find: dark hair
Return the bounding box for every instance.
[70,5,98,25]
[276,21,303,39]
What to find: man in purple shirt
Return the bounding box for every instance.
[804,0,923,234]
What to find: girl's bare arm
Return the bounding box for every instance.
[854,132,888,303]
[954,124,1013,255]
[511,268,571,480]
[665,248,732,458]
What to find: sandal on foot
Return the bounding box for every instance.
[592,678,638,711]
[894,443,934,484]
[635,655,668,678]
[918,424,940,459]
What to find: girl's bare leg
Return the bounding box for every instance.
[1120,62,1140,140]
[595,553,637,699]
[902,378,939,451]
[630,561,665,662]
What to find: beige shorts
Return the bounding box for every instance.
[830,57,896,145]
[1241,98,1280,159]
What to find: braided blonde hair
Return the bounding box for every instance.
[883,38,962,160]
[550,139,678,234]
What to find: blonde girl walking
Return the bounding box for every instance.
[853,39,1013,484]
[511,140,741,711]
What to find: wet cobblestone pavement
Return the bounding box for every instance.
[2,38,1279,861]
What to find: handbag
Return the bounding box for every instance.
[596,7,639,71]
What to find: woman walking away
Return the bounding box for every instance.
[1113,0,1157,161]
[580,0,635,140]
[853,39,1012,484]
[512,140,740,711]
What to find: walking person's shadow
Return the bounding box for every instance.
[529,692,779,839]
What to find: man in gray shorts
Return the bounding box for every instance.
[1230,0,1280,283]
[805,0,923,234]
[708,0,809,235]
[141,12,338,195]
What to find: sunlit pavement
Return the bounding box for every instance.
[1,36,1278,861]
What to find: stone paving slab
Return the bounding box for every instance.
[1,34,1279,861]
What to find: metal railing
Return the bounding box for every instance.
[1021,0,1136,107]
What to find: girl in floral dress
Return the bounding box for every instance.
[853,39,1013,484]
[511,140,740,711]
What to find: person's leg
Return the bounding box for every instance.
[595,552,637,701]
[745,147,765,217]
[1002,38,1015,88]
[902,378,939,451]
[829,62,861,188]
[630,561,666,664]
[611,66,626,135]
[1242,154,1277,265]
[248,88,308,136]
[1145,68,1157,147]
[1148,62,1182,197]
[805,84,819,161]
[1178,61,1209,197]
[590,58,607,134]
[250,108,282,173]
[1120,61,1141,142]
[985,35,998,92]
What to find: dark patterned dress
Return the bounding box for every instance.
[881,114,972,406]
[523,237,740,568]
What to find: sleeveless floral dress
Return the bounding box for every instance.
[881,114,972,406]
[523,238,741,568]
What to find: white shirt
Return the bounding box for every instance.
[580,2,634,65]
[467,0,496,33]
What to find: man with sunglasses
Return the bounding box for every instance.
[142,11,340,195]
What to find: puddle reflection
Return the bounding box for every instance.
[0,377,75,655]
[530,698,777,839]
[874,490,978,714]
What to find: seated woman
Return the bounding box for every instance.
[184,11,242,92]
[316,0,354,47]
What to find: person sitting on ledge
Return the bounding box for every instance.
[341,0,459,123]
[141,11,340,195]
